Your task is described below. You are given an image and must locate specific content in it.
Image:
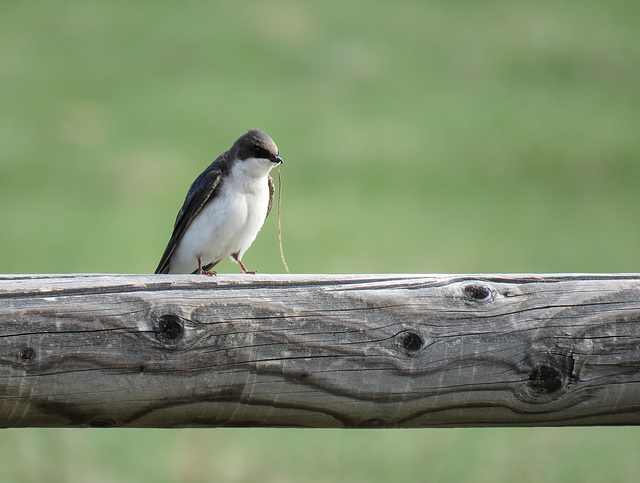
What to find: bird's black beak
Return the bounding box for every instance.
[273,155,283,165]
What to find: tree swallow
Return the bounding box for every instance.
[155,129,283,275]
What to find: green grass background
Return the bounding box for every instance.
[1,0,640,481]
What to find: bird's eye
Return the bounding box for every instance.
[252,146,262,154]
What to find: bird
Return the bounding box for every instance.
[155,129,283,275]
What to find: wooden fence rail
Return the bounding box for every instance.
[1,273,639,428]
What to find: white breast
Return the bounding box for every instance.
[168,157,274,273]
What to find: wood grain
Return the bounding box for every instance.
[1,273,639,428]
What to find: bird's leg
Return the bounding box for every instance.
[196,257,217,276]
[237,259,257,274]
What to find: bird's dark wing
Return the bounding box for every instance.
[266,175,275,219]
[155,165,223,274]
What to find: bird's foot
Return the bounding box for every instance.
[196,257,217,276]
[238,259,257,274]
[195,266,217,276]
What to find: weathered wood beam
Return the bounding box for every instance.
[1,273,639,428]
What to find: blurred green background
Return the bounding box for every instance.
[1,0,640,481]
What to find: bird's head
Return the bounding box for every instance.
[234,130,283,167]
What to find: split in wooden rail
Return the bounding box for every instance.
[1,273,640,428]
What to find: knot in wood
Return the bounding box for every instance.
[156,314,184,342]
[516,352,576,403]
[20,347,35,361]
[529,364,563,394]
[400,331,425,354]
[462,282,493,302]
